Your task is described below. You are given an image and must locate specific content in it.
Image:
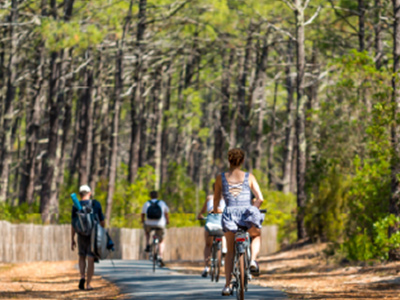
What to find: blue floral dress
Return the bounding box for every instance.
[221,172,264,232]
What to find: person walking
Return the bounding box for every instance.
[212,148,265,296]
[197,184,227,277]
[141,191,170,267]
[71,185,105,290]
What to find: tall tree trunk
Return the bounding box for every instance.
[295,1,307,240]
[215,48,234,169]
[90,51,104,191]
[389,0,400,260]
[155,65,166,189]
[0,0,18,202]
[78,60,94,186]
[358,0,366,52]
[129,0,147,183]
[19,1,46,204]
[268,81,278,186]
[375,0,383,69]
[105,1,132,224]
[282,39,296,194]
[253,35,270,171]
[40,0,75,223]
[161,64,172,185]
[237,26,254,156]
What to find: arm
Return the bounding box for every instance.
[213,175,223,214]
[249,173,264,209]
[141,213,146,224]
[197,196,209,219]
[71,226,76,251]
[165,212,170,225]
[141,202,148,225]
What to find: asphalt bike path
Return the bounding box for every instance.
[97,260,287,300]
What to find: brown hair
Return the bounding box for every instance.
[228,148,245,167]
[150,191,158,199]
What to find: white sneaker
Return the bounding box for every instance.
[250,260,260,276]
[201,267,208,278]
[221,286,231,296]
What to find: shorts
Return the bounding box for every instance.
[144,225,165,242]
[78,234,94,257]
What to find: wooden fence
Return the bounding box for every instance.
[0,221,277,263]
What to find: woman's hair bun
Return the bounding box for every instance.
[228,148,245,167]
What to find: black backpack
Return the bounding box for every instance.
[146,200,162,220]
[72,200,96,236]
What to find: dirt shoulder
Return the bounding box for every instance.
[0,260,124,300]
[168,243,400,299]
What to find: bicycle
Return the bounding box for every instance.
[230,209,267,300]
[148,229,161,273]
[210,235,223,282]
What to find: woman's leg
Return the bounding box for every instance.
[248,226,261,262]
[224,231,235,287]
[204,230,213,267]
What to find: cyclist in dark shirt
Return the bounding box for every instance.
[71,185,105,291]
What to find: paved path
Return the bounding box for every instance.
[97,260,287,300]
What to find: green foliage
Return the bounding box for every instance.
[306,165,350,242]
[340,215,400,262]
[373,215,400,260]
[161,163,205,213]
[253,170,297,245]
[0,202,41,224]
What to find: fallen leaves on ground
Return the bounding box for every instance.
[168,243,400,299]
[0,260,124,300]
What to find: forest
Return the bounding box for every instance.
[2,0,400,261]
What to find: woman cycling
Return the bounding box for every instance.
[197,184,227,277]
[212,148,264,296]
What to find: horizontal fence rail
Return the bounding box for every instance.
[0,221,277,263]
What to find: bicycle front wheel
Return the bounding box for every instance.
[236,253,245,300]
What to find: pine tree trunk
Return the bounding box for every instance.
[90,52,104,190]
[267,81,278,186]
[19,14,46,204]
[389,0,400,260]
[161,64,172,185]
[105,2,132,224]
[237,26,254,154]
[40,0,75,223]
[295,1,307,240]
[155,66,165,189]
[375,0,383,69]
[215,48,234,169]
[358,0,365,52]
[252,36,270,171]
[78,61,94,186]
[0,0,18,203]
[129,0,147,183]
[282,39,295,194]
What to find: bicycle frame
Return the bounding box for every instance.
[210,235,222,282]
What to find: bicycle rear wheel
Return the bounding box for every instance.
[236,253,245,300]
[210,244,216,282]
[152,242,158,273]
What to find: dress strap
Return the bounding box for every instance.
[244,173,250,185]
